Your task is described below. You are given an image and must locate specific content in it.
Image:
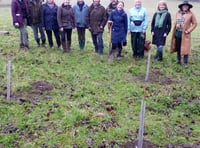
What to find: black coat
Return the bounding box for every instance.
[151,12,171,46]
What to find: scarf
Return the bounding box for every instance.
[155,10,167,28]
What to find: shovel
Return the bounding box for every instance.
[144,40,151,81]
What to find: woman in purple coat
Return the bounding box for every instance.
[107,1,127,61]
[11,0,31,50]
[151,0,171,61]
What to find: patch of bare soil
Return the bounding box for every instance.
[120,139,158,148]
[128,68,174,85]
[11,80,54,104]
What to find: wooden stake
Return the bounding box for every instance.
[7,60,11,100]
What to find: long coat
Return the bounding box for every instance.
[57,4,75,29]
[11,0,30,27]
[41,3,59,30]
[109,9,127,44]
[151,12,171,46]
[86,4,107,34]
[29,0,42,25]
[73,3,88,28]
[170,10,197,55]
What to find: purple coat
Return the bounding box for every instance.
[11,0,30,27]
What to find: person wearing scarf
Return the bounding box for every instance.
[151,0,171,61]
[107,1,127,61]
[73,0,89,50]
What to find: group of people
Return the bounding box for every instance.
[11,0,197,67]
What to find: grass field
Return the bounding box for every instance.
[0,1,200,147]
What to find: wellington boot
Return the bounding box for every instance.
[62,41,67,53]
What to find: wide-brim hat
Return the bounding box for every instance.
[178,1,193,9]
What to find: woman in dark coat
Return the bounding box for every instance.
[42,0,61,49]
[107,1,127,61]
[57,0,75,52]
[151,0,171,61]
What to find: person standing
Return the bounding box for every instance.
[11,0,31,50]
[41,0,61,49]
[86,0,107,54]
[73,0,88,50]
[107,1,127,61]
[128,0,148,59]
[151,0,171,61]
[29,0,46,47]
[170,1,197,67]
[57,0,75,53]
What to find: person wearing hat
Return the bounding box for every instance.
[170,0,197,67]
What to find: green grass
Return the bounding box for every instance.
[0,6,200,147]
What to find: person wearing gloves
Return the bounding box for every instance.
[107,1,127,61]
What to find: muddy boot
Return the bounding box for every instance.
[62,41,67,53]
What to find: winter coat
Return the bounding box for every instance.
[109,9,127,44]
[11,0,31,27]
[41,3,59,30]
[57,4,75,29]
[73,3,88,28]
[128,6,148,32]
[170,10,197,55]
[86,4,107,34]
[151,12,171,46]
[29,0,42,24]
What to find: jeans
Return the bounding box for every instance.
[46,29,61,48]
[19,19,29,46]
[91,33,104,54]
[32,23,46,44]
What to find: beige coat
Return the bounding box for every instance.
[170,10,197,55]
